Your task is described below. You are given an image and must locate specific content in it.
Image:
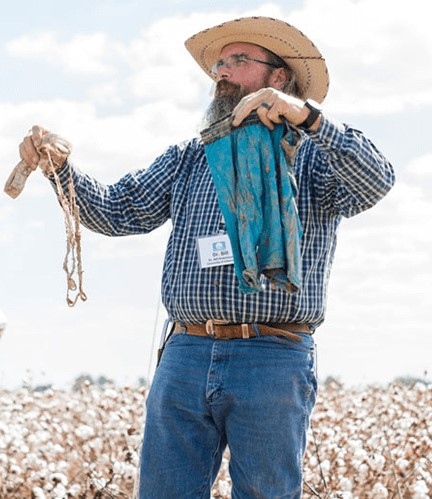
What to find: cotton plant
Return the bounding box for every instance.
[0,382,430,498]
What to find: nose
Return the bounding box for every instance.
[217,69,231,81]
[215,65,234,82]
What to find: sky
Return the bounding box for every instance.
[0,0,431,390]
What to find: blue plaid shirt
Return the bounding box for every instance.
[56,116,395,329]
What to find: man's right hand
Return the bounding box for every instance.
[5,126,72,198]
[19,125,72,173]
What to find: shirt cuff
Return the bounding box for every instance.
[45,158,70,183]
[303,115,347,153]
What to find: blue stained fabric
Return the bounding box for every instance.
[201,113,303,294]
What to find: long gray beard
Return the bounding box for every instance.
[200,80,248,130]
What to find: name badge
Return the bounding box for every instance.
[197,233,234,269]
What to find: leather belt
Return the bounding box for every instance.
[174,320,311,343]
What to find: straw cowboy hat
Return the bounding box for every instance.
[185,16,329,103]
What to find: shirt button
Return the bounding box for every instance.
[213,279,220,287]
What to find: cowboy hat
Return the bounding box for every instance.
[185,16,329,103]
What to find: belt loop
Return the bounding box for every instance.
[175,321,187,335]
[205,319,216,338]
[241,324,250,339]
[252,323,260,337]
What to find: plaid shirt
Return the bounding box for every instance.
[56,116,395,329]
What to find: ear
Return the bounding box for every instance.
[269,68,289,90]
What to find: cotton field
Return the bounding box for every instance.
[0,381,430,498]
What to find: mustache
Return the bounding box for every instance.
[214,79,242,97]
[200,80,249,130]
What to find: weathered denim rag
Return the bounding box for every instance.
[201,113,303,294]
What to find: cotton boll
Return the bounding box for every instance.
[339,477,353,491]
[66,484,81,497]
[358,462,369,478]
[49,472,68,486]
[367,453,386,472]
[319,459,331,474]
[31,487,47,499]
[124,463,137,483]
[411,480,430,499]
[370,482,389,498]
[74,424,95,439]
[51,483,67,498]
[217,479,231,497]
[9,463,22,475]
[396,457,409,471]
[112,460,125,475]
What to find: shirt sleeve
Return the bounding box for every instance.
[306,116,396,218]
[50,145,180,236]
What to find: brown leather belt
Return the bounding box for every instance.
[174,320,311,342]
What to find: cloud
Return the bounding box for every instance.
[317,172,432,383]
[0,301,164,388]
[0,205,14,244]
[86,223,170,261]
[405,153,432,179]
[87,81,123,107]
[4,1,430,118]
[6,32,115,75]
[289,0,432,114]
[0,98,203,186]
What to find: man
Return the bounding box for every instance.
[19,16,395,499]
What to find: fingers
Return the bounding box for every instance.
[232,99,281,130]
[31,125,48,148]
[19,135,40,171]
[231,89,305,130]
[256,102,283,130]
[39,134,72,171]
[19,125,50,170]
[231,91,266,127]
[231,89,282,129]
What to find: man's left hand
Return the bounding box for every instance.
[231,88,319,131]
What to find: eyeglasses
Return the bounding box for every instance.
[211,54,280,76]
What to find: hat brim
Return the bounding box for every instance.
[185,16,329,103]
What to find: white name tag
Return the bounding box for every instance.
[197,233,234,269]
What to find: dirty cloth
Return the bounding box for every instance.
[201,113,303,294]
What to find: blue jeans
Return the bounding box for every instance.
[138,330,317,498]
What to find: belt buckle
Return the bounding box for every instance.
[205,319,229,339]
